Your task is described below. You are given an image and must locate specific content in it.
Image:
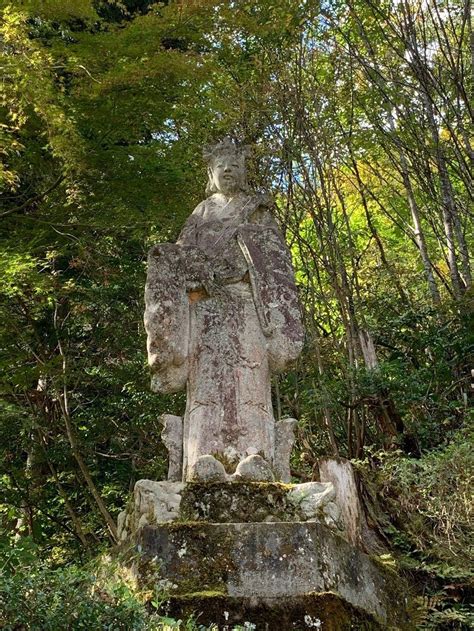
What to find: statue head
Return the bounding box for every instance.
[203,138,250,196]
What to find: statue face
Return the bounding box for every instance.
[209,153,246,195]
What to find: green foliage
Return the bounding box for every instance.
[0,542,264,630]
[0,5,86,193]
[366,429,473,562]
[356,428,474,630]
[0,540,224,629]
[0,543,151,629]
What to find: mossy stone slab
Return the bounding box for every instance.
[179,481,299,522]
[163,592,385,630]
[135,521,408,628]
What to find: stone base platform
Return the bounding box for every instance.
[118,480,344,540]
[132,521,408,629]
[118,474,409,629]
[163,593,384,630]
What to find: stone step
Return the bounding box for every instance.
[133,521,408,629]
[161,592,384,630]
[118,480,343,540]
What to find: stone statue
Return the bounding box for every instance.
[144,139,304,482]
[120,140,406,630]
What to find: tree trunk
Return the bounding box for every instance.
[390,111,442,304]
[53,304,118,543]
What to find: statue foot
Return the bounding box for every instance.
[188,455,227,483]
[233,454,275,482]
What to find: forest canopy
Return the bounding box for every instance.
[0,1,472,628]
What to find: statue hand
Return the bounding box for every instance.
[185,273,223,298]
[203,277,225,298]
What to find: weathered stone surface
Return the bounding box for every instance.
[161,414,183,482]
[318,457,365,548]
[322,501,342,528]
[144,139,304,481]
[162,593,384,630]
[144,243,191,394]
[135,521,408,628]
[287,481,336,521]
[180,482,299,523]
[274,417,297,483]
[188,455,227,483]
[119,479,408,626]
[121,480,355,543]
[129,480,184,533]
[124,481,297,530]
[233,454,275,482]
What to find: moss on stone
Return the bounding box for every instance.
[134,522,237,596]
[180,481,301,523]
[161,592,386,630]
[175,589,227,598]
[211,451,239,473]
[123,503,410,628]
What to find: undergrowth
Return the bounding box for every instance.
[355,424,474,630]
[0,539,232,630]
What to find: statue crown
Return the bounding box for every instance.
[203,138,249,163]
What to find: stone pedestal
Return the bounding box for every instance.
[118,479,409,629]
[136,522,406,630]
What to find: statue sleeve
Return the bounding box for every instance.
[177,201,205,246]
[144,202,213,393]
[237,220,304,372]
[144,243,189,394]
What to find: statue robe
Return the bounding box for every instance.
[144,193,304,480]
